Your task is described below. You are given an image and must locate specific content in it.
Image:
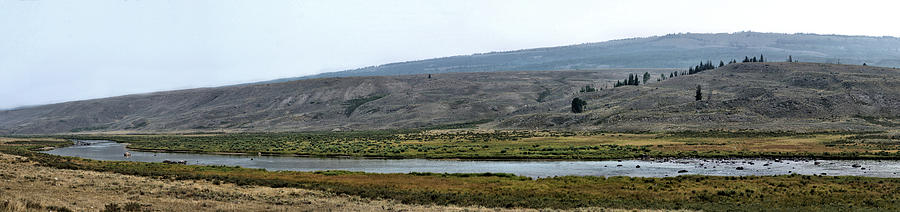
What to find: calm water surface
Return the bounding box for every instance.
[44,140,900,178]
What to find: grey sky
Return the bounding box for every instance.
[1,0,898,109]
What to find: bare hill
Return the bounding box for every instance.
[0,69,670,134]
[496,62,900,131]
[2,63,899,134]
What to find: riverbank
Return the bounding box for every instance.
[4,137,900,211]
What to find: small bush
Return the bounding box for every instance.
[102,203,121,212]
[123,202,142,211]
[47,205,74,212]
[25,200,42,209]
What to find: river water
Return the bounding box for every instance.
[43,140,900,178]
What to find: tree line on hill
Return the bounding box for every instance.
[614,72,652,87]
[572,54,789,113]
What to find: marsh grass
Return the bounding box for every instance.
[55,130,900,160]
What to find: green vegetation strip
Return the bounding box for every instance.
[58,130,900,160]
[343,94,387,116]
[3,141,900,211]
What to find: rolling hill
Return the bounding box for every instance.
[0,68,671,134]
[496,62,900,132]
[2,62,900,134]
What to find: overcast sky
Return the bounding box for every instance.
[1,0,899,109]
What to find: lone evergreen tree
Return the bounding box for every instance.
[787,55,793,62]
[643,72,651,84]
[719,61,725,67]
[571,98,587,113]
[695,85,702,101]
[759,54,764,62]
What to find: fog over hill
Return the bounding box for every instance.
[260,32,900,83]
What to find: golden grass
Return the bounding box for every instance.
[521,134,680,146]
[0,137,66,143]
[658,134,849,153]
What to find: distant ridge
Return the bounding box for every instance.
[257,32,900,84]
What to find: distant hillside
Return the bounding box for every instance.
[3,62,900,134]
[261,32,900,83]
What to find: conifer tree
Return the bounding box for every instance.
[571,98,587,113]
[743,56,750,63]
[788,55,793,62]
[759,54,764,62]
[695,85,702,101]
[719,61,725,67]
[643,72,651,84]
[627,74,634,85]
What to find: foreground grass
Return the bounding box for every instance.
[3,139,900,211]
[56,130,900,159]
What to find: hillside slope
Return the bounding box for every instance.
[2,63,899,134]
[0,69,669,134]
[265,32,900,82]
[497,62,900,131]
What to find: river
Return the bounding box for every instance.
[43,140,900,178]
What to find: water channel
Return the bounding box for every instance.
[43,140,900,178]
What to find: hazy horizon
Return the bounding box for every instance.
[3,0,900,109]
